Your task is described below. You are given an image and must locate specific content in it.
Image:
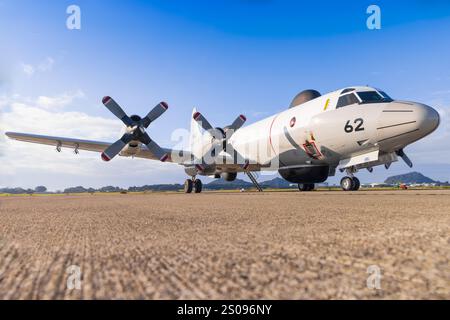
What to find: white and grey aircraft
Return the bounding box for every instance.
[5,86,440,193]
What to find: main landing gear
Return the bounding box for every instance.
[184,177,203,194]
[340,176,360,191]
[298,183,315,192]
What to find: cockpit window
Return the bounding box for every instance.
[358,91,393,104]
[336,93,359,109]
[378,91,393,101]
[341,88,355,94]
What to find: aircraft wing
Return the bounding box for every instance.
[4,132,190,163]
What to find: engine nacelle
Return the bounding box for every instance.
[221,172,237,182]
[120,142,140,157]
[184,165,217,176]
[279,166,329,183]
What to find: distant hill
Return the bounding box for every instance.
[0,187,34,194]
[0,177,297,194]
[129,184,183,192]
[3,173,448,195]
[260,177,293,188]
[385,172,436,184]
[206,177,296,190]
[64,186,97,193]
[205,179,253,190]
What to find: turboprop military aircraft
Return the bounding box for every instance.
[5,86,440,193]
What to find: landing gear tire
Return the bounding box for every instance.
[184,179,193,194]
[298,183,315,192]
[341,177,354,191]
[352,177,361,191]
[194,179,203,194]
[341,176,360,191]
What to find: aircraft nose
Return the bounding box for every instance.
[377,102,440,149]
[414,103,440,136]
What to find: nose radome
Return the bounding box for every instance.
[377,102,440,150]
[414,103,440,136]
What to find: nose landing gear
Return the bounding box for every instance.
[184,177,203,194]
[340,176,360,191]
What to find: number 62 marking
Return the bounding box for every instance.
[345,118,365,133]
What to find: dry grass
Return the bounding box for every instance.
[0,190,449,300]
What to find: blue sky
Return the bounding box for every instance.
[1,0,450,189]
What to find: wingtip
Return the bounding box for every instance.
[4,132,17,139]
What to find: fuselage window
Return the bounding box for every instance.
[336,93,359,109]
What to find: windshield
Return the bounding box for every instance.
[357,91,392,104]
[378,91,393,101]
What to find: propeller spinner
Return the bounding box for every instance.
[192,111,249,169]
[101,96,169,162]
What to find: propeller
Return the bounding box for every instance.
[192,111,249,169]
[101,96,169,162]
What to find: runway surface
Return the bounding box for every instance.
[0,190,449,299]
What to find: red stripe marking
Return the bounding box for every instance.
[240,115,247,122]
[102,96,111,105]
[160,154,169,162]
[269,114,280,156]
[193,112,201,121]
[160,102,169,110]
[101,153,111,162]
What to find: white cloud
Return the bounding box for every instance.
[36,90,85,110]
[21,63,35,77]
[20,57,55,77]
[1,90,85,112]
[37,57,54,72]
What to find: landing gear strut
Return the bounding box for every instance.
[184,177,203,194]
[298,183,315,192]
[340,176,360,191]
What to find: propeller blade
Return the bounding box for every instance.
[140,132,169,162]
[141,102,169,128]
[226,115,247,135]
[102,96,134,127]
[193,112,214,132]
[101,133,134,162]
[396,149,413,168]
